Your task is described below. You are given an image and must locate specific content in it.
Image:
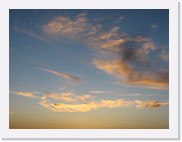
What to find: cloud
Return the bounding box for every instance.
[39,91,168,112]
[43,15,127,52]
[100,39,125,49]
[36,67,82,83]
[160,50,169,61]
[14,91,38,98]
[134,100,168,110]
[120,37,156,63]
[118,94,142,97]
[44,92,92,102]
[151,23,159,29]
[15,14,168,91]
[52,100,132,112]
[39,96,133,112]
[93,59,168,90]
[14,26,51,43]
[43,14,100,42]
[89,90,107,94]
[97,27,120,40]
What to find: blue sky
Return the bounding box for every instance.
[9,9,169,129]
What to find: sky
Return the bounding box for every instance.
[9,9,169,129]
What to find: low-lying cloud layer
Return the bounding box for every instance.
[11,90,168,112]
[39,92,168,112]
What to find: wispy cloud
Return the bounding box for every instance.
[11,90,168,112]
[15,13,168,90]
[43,14,126,52]
[44,92,92,102]
[43,14,100,42]
[151,23,159,29]
[36,67,82,83]
[37,91,168,112]
[14,26,51,43]
[100,39,125,49]
[134,100,168,110]
[93,59,168,90]
[51,100,132,112]
[160,50,169,61]
[89,90,107,94]
[12,91,38,98]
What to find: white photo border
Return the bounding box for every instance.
[0,0,179,139]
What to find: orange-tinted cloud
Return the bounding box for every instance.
[43,15,127,52]
[39,92,168,112]
[36,67,82,83]
[14,91,38,98]
[52,99,132,112]
[93,59,168,90]
[39,98,133,112]
[43,14,100,41]
[100,39,125,49]
[134,100,168,110]
[44,92,92,102]
[38,91,168,112]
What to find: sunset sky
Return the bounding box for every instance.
[9,9,169,129]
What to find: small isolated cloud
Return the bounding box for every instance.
[14,91,38,98]
[36,67,82,83]
[151,23,159,29]
[134,100,168,110]
[93,59,168,90]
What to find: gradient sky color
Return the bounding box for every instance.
[9,9,169,129]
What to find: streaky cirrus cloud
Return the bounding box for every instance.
[14,26,52,43]
[93,59,168,90]
[134,100,168,110]
[36,67,82,83]
[13,91,38,98]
